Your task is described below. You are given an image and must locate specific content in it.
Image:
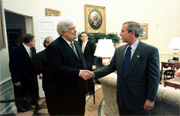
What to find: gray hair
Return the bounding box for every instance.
[57,20,74,35]
[123,21,141,38]
[43,36,53,47]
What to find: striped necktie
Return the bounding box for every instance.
[70,42,79,58]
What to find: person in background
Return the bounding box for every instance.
[80,32,97,95]
[46,20,89,115]
[9,34,41,112]
[85,21,160,115]
[35,36,54,114]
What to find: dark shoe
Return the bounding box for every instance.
[17,108,27,112]
[88,91,94,95]
[35,104,42,110]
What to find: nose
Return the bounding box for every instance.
[74,28,77,33]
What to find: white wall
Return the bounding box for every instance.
[3,0,180,62]
[1,0,179,113]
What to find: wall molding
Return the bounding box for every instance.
[0,77,17,114]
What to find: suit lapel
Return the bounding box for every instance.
[21,44,32,62]
[124,41,143,78]
[74,41,83,62]
[31,47,36,61]
[60,38,82,63]
[84,41,89,53]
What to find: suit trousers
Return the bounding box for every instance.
[118,102,149,116]
[46,88,86,115]
[13,85,28,110]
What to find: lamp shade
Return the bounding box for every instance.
[94,39,115,57]
[168,37,180,49]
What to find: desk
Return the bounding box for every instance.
[164,78,180,89]
[160,62,180,82]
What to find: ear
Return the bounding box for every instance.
[131,31,135,36]
[61,31,66,35]
[45,43,48,47]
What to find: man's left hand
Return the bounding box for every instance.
[143,99,154,111]
[92,65,96,70]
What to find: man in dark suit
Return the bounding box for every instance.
[86,21,160,115]
[46,20,89,115]
[9,34,41,112]
[80,32,97,95]
[35,36,54,114]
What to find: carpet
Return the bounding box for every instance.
[32,84,104,116]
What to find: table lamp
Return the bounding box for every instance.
[94,38,115,65]
[168,37,180,61]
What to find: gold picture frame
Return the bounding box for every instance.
[84,4,106,33]
[139,23,148,39]
[0,0,5,49]
[46,8,61,16]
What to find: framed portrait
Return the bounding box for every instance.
[46,8,61,16]
[139,23,148,39]
[0,0,5,49]
[84,4,106,33]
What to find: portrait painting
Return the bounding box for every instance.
[46,8,61,16]
[139,23,148,39]
[85,4,106,33]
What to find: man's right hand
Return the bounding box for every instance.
[80,70,93,80]
[14,82,21,87]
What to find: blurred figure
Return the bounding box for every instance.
[46,20,89,115]
[35,36,54,114]
[80,32,97,95]
[9,33,41,112]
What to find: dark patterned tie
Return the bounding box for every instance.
[70,42,79,58]
[123,46,131,74]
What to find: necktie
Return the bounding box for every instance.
[123,46,131,74]
[30,47,33,61]
[70,42,79,58]
[29,48,32,58]
[82,42,85,53]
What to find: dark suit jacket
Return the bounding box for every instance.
[46,36,87,101]
[35,50,50,90]
[9,44,39,103]
[10,44,37,86]
[94,41,160,110]
[80,41,97,70]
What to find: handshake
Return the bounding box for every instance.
[80,70,94,80]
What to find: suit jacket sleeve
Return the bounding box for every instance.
[9,48,21,83]
[147,47,160,102]
[35,53,43,74]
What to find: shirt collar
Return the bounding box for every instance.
[83,40,88,46]
[62,36,74,47]
[130,39,139,51]
[23,43,31,50]
[126,39,139,51]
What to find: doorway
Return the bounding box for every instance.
[5,11,26,58]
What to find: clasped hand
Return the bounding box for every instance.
[80,70,93,80]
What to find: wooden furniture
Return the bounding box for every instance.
[164,78,180,89]
[160,62,180,82]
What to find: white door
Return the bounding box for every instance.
[33,16,77,97]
